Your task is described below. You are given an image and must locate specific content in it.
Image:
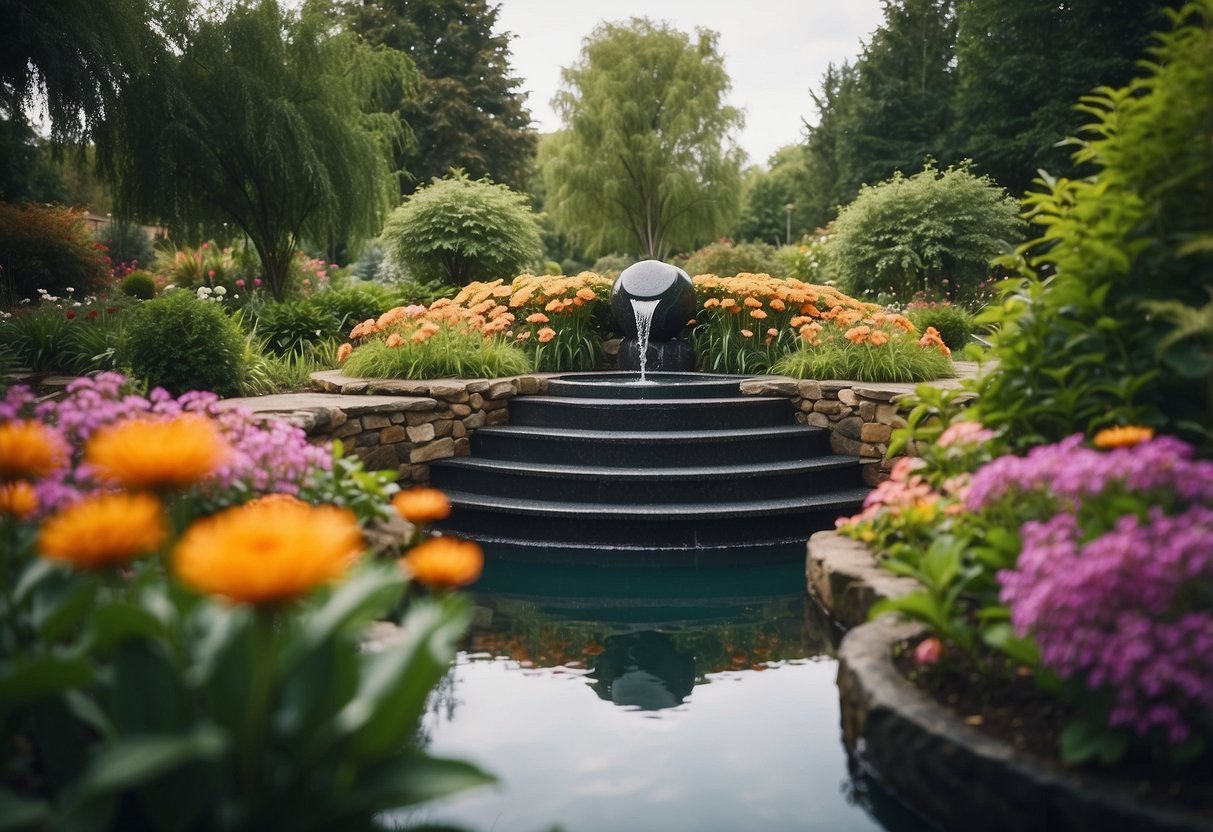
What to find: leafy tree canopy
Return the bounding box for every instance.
[343,0,537,194]
[100,0,413,300]
[542,18,744,261]
[379,171,542,285]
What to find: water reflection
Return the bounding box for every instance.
[399,554,924,832]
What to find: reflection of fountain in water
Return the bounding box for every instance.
[630,298,660,383]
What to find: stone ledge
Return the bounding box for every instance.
[837,615,1210,832]
[806,530,918,628]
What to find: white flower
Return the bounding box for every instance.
[213,286,227,296]
[65,287,75,294]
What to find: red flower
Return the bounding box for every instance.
[87,310,98,320]
[65,310,76,320]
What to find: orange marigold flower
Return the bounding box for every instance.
[393,487,451,523]
[337,343,353,362]
[576,287,596,301]
[544,299,564,312]
[516,330,531,341]
[0,481,38,518]
[40,492,166,570]
[349,318,377,339]
[526,312,549,324]
[844,325,871,345]
[1093,425,1155,449]
[86,415,230,491]
[245,493,307,509]
[766,328,779,337]
[800,303,821,317]
[0,420,68,482]
[743,296,763,308]
[750,309,768,320]
[768,298,786,312]
[869,330,890,347]
[703,298,720,309]
[402,536,483,589]
[385,332,405,348]
[537,327,557,344]
[720,298,737,309]
[174,501,362,605]
[740,328,754,338]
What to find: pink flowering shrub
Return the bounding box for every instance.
[0,372,332,515]
[972,435,1213,759]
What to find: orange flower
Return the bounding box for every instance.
[337,343,353,362]
[245,493,307,509]
[750,309,768,320]
[0,481,38,518]
[740,328,754,338]
[0,421,68,482]
[385,332,405,348]
[402,536,483,589]
[576,287,596,301]
[537,327,557,344]
[766,328,779,337]
[86,415,230,491]
[869,330,890,346]
[768,298,786,312]
[800,303,821,317]
[515,330,531,341]
[526,312,549,324]
[844,325,871,344]
[392,487,451,523]
[703,298,720,309]
[1093,425,1155,449]
[39,492,167,570]
[174,501,362,605]
[743,297,763,308]
[720,298,737,309]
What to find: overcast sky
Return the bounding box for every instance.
[492,0,886,168]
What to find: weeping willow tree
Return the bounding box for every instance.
[100,0,414,300]
[541,18,744,261]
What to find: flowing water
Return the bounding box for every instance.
[630,298,660,382]
[394,557,930,832]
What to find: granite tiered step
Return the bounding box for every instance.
[429,374,870,563]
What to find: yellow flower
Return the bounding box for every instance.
[0,481,38,518]
[402,536,483,589]
[537,327,557,344]
[174,501,362,605]
[1093,425,1155,449]
[39,492,167,570]
[86,415,230,491]
[0,421,68,482]
[392,488,451,523]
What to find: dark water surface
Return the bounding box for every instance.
[396,556,928,832]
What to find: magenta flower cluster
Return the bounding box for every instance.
[973,434,1213,742]
[1,372,331,513]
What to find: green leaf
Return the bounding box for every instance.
[72,727,228,802]
[187,604,253,735]
[870,590,949,633]
[981,622,1041,667]
[340,754,495,816]
[287,563,404,667]
[88,602,165,653]
[331,597,470,760]
[0,786,50,831]
[0,656,94,709]
[1059,716,1129,766]
[111,640,189,735]
[34,577,98,643]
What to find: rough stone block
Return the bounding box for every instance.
[454,437,471,456]
[468,393,484,410]
[406,423,436,443]
[875,403,902,424]
[835,415,864,440]
[452,420,468,438]
[814,399,845,415]
[487,380,516,399]
[409,437,454,463]
[486,409,509,425]
[464,380,491,394]
[861,460,885,486]
[481,398,507,411]
[516,376,541,395]
[806,412,831,428]
[450,403,472,417]
[860,422,893,444]
[359,444,399,472]
[332,419,362,439]
[859,401,877,421]
[406,412,433,426]
[394,443,414,463]
[328,409,348,428]
[379,425,407,444]
[463,412,486,430]
[831,433,863,457]
[837,388,859,407]
[800,400,816,413]
[433,419,453,438]
[388,412,405,425]
[362,414,392,430]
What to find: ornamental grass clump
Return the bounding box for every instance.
[0,375,493,827]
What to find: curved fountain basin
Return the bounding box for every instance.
[547,372,746,399]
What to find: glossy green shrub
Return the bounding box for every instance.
[120,270,157,299]
[975,1,1213,451]
[118,290,247,395]
[250,299,342,355]
[0,203,110,303]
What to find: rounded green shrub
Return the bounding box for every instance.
[829,162,1023,304]
[120,270,157,299]
[380,172,542,286]
[251,299,342,355]
[905,303,975,352]
[682,239,780,277]
[118,290,247,396]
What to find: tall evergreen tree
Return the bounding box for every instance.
[952,0,1180,197]
[344,0,537,194]
[799,61,861,229]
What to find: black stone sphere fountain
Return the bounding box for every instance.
[611,259,696,374]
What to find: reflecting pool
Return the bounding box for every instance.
[395,557,929,832]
